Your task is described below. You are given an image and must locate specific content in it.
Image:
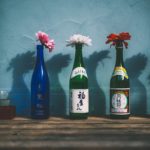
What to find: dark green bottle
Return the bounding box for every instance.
[110,42,130,119]
[69,44,89,119]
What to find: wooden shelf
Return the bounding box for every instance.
[0,117,150,149]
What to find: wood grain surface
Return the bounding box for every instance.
[0,116,150,150]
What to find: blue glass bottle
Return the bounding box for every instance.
[31,45,50,119]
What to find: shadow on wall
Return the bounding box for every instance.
[148,75,150,84]
[46,53,71,117]
[125,53,148,115]
[7,51,35,117]
[85,50,110,116]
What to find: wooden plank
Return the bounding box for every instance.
[0,124,150,130]
[0,140,150,150]
[0,131,150,141]
[0,127,150,134]
[0,117,149,149]
[0,117,150,125]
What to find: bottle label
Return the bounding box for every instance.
[113,67,128,79]
[35,93,45,115]
[71,67,88,79]
[70,89,89,113]
[32,92,49,116]
[110,88,130,114]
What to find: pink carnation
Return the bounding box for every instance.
[36,31,55,52]
[45,40,55,52]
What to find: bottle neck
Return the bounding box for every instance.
[115,43,124,67]
[36,45,44,64]
[73,44,84,68]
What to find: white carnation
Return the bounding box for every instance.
[66,34,92,46]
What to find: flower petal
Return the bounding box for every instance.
[66,34,92,46]
[106,32,131,49]
[36,31,55,52]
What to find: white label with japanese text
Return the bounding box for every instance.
[70,89,89,113]
[71,67,88,79]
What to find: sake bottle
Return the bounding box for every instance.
[31,45,50,119]
[70,44,89,119]
[110,42,130,119]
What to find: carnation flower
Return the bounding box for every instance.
[36,31,55,52]
[66,34,92,47]
[106,32,131,48]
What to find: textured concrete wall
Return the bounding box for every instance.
[0,0,150,116]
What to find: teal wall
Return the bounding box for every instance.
[0,0,150,116]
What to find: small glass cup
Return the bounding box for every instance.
[0,90,10,106]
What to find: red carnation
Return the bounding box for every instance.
[106,32,131,48]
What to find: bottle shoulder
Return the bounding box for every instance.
[70,75,88,85]
[32,65,49,82]
[113,65,128,73]
[73,64,85,69]
[110,75,129,88]
[33,65,48,75]
[70,76,88,89]
[112,65,129,78]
